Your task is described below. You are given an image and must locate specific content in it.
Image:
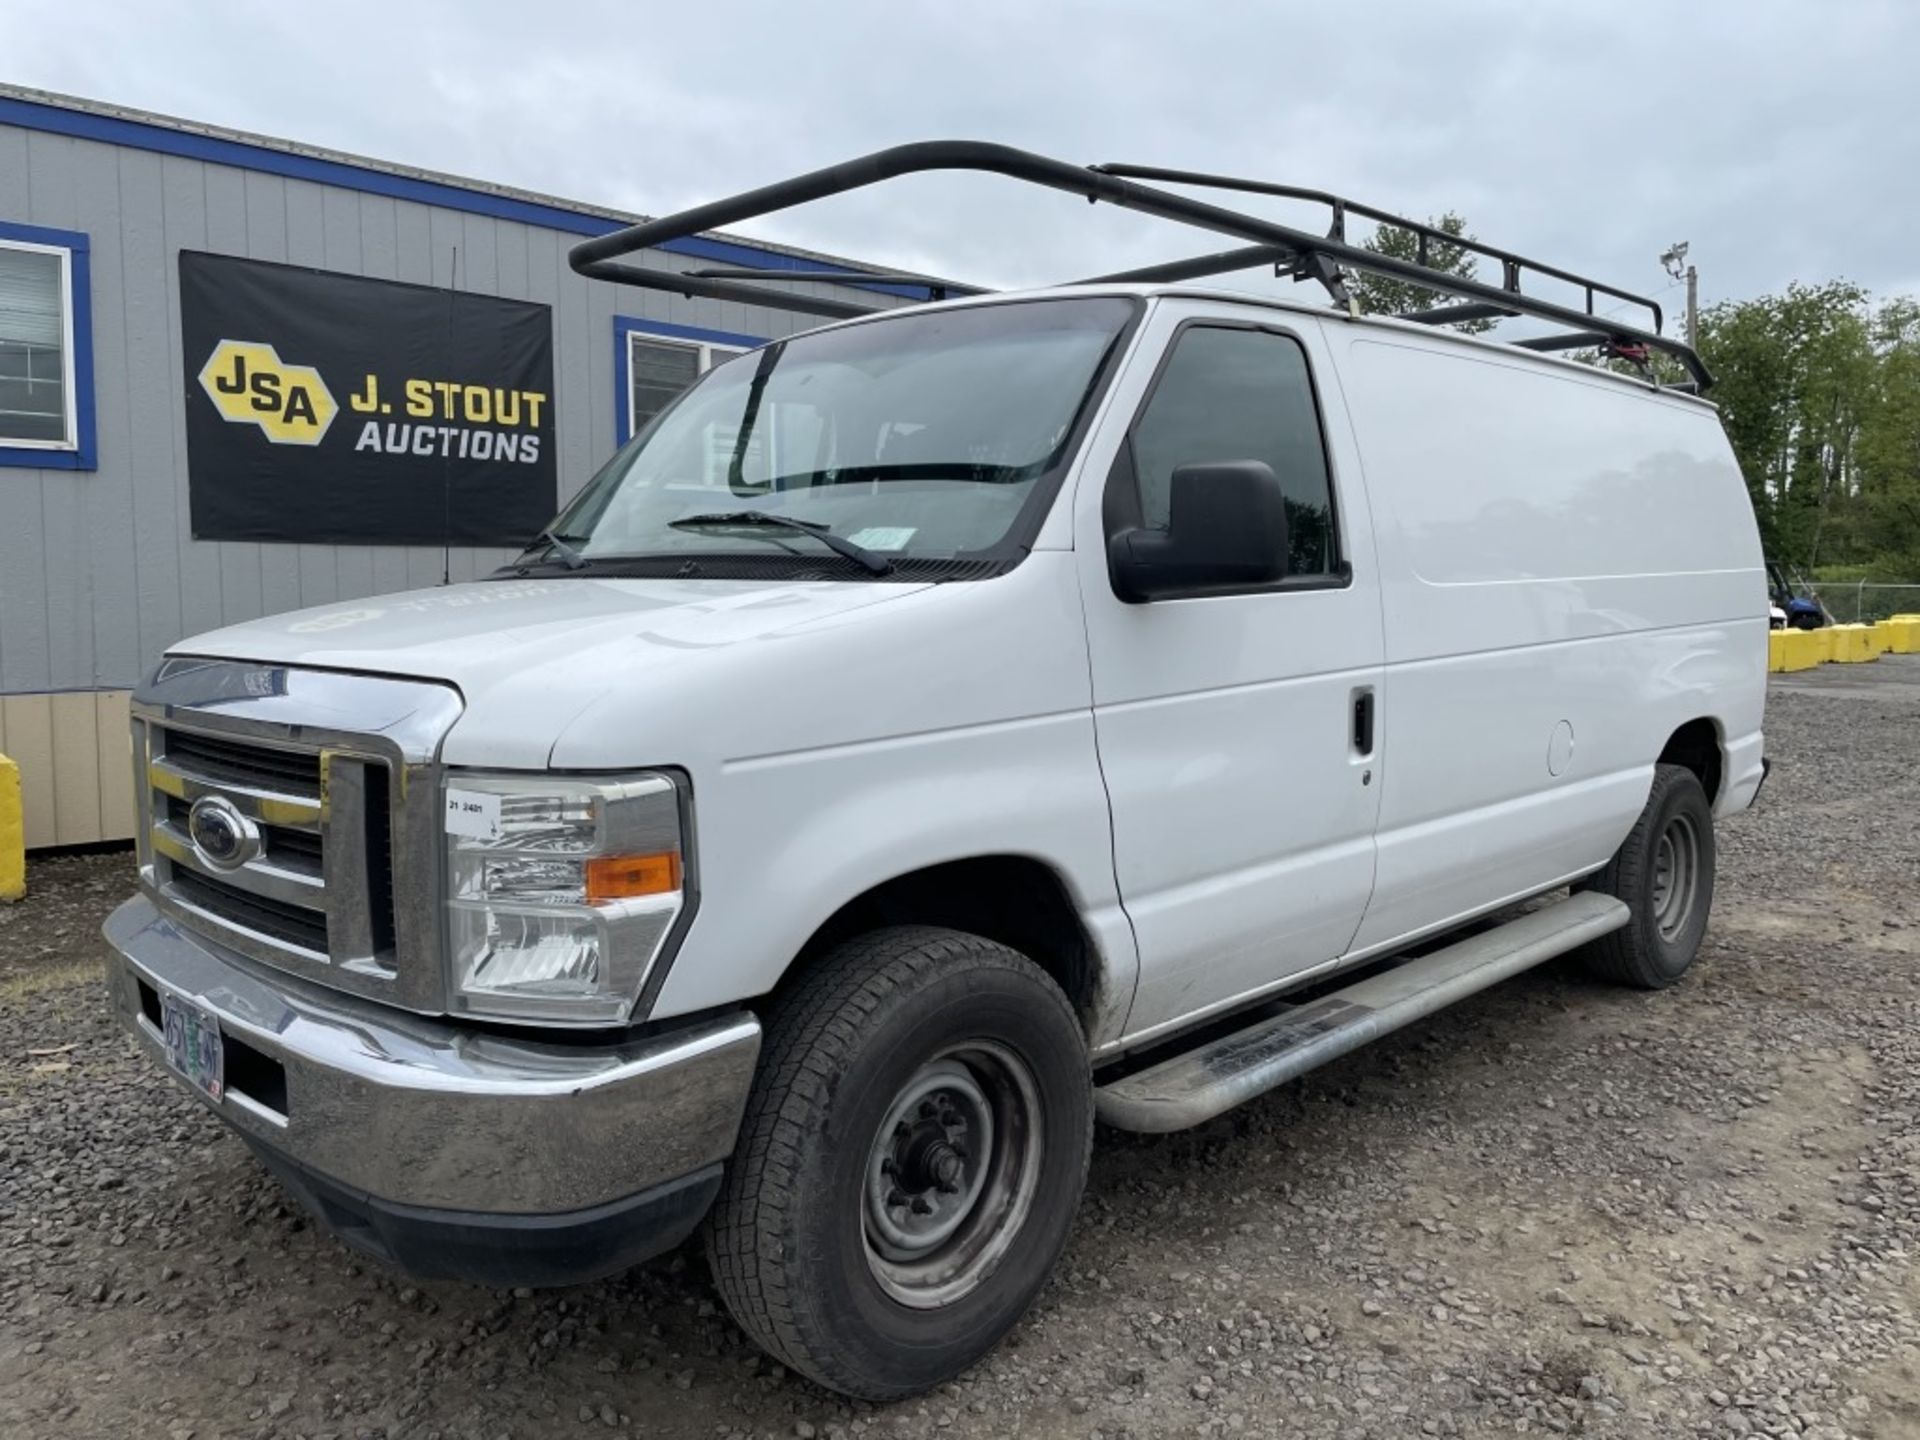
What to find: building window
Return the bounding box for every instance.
[630,335,738,438]
[0,222,95,470]
[613,317,763,448]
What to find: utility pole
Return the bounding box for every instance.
[1661,242,1697,346]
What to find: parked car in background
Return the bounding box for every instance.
[1769,560,1828,628]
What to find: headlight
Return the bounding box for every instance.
[444,772,686,1024]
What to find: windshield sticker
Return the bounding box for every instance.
[846,527,917,552]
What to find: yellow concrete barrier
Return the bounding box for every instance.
[0,753,23,903]
[1880,617,1920,654]
[1771,628,1826,672]
[1829,623,1878,663]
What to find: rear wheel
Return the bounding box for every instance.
[1578,763,1716,988]
[705,926,1092,1400]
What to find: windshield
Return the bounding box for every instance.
[545,297,1136,575]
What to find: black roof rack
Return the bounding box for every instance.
[569,141,1711,391]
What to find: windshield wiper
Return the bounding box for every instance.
[514,529,589,572]
[761,462,1037,488]
[668,511,895,576]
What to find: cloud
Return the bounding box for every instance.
[11,0,1917,315]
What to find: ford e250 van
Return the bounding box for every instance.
[105,144,1767,1400]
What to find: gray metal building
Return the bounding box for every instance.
[0,85,905,847]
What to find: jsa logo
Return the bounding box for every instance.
[198,340,339,446]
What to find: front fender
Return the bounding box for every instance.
[650,710,1137,1047]
[531,553,1137,1046]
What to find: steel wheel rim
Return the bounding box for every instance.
[862,1041,1043,1310]
[1650,812,1700,942]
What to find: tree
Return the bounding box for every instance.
[1350,212,1497,334]
[1695,282,1874,566]
[1853,297,1920,570]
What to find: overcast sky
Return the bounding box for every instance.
[9,0,1918,320]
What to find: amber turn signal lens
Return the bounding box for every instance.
[585,851,682,902]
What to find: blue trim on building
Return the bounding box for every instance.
[0,219,96,472]
[612,315,767,447]
[0,94,931,298]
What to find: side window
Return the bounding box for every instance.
[627,334,746,439]
[1126,325,1338,578]
[628,337,703,437]
[0,224,95,470]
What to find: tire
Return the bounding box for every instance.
[1792,612,1822,630]
[1577,763,1716,988]
[704,925,1093,1401]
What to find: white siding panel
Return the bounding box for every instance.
[73,142,136,688]
[0,477,49,691]
[461,212,498,296]
[0,126,27,207]
[24,133,81,694]
[161,158,224,645]
[119,149,183,686]
[495,220,529,303]
[285,179,326,266]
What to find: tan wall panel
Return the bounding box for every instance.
[0,696,59,849]
[0,691,138,849]
[50,692,103,844]
[95,691,136,840]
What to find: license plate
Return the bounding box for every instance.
[161,993,224,1103]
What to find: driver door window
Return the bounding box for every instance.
[1121,325,1339,579]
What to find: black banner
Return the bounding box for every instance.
[180,251,556,545]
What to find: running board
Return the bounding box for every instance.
[1094,891,1630,1133]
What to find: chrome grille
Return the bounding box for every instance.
[162,728,324,794]
[148,732,373,965]
[132,659,464,1013]
[171,867,333,953]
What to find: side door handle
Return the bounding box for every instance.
[1352,687,1376,758]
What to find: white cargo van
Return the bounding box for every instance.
[105,144,1767,1400]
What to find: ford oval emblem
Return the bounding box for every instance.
[186,795,261,872]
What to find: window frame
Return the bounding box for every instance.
[0,221,96,471]
[612,315,764,448]
[1104,316,1352,601]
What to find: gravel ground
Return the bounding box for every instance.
[3,659,1918,1440]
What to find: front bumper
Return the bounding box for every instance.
[103,895,761,1285]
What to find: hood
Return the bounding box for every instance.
[175,576,932,766]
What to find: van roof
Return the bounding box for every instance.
[570,140,1713,394]
[807,282,1723,412]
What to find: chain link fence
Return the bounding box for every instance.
[1806,581,1920,624]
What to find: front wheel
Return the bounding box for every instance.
[704,926,1092,1400]
[1577,763,1717,988]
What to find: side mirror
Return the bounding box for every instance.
[1108,460,1290,603]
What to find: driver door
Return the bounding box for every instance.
[1074,305,1386,1043]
